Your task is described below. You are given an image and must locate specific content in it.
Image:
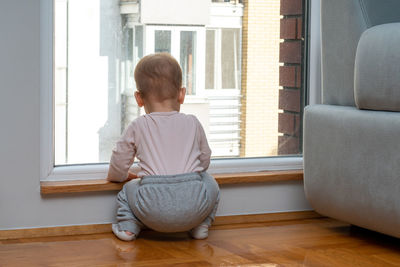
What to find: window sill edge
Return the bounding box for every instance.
[40,169,304,195]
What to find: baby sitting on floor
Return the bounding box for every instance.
[107,53,220,241]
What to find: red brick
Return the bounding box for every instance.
[278,113,295,135]
[279,89,300,112]
[295,114,301,137]
[280,18,297,39]
[280,0,303,16]
[295,65,302,87]
[279,41,302,63]
[295,114,301,131]
[297,17,303,39]
[278,136,300,155]
[279,66,296,87]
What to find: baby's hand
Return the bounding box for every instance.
[127,172,138,181]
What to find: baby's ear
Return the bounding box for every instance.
[178,87,186,104]
[134,91,144,107]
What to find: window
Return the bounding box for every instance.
[205,28,241,90]
[145,26,204,96]
[180,31,197,95]
[154,31,171,53]
[46,0,306,176]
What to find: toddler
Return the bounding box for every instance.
[107,53,220,241]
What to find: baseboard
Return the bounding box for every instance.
[0,210,321,241]
[213,210,321,226]
[0,224,111,241]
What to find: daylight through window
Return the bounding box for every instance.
[54,0,305,165]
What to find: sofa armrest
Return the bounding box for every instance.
[303,104,400,238]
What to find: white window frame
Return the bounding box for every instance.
[40,0,305,182]
[308,0,321,105]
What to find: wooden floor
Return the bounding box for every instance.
[1,218,400,266]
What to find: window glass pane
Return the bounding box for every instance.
[54,0,144,165]
[54,0,68,164]
[121,26,143,132]
[135,26,144,60]
[155,30,171,53]
[54,0,305,165]
[221,28,239,89]
[205,30,215,89]
[180,31,196,95]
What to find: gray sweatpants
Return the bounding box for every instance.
[115,172,220,235]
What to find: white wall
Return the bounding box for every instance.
[0,0,314,231]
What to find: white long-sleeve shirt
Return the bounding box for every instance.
[107,111,211,182]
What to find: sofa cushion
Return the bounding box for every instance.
[321,0,400,107]
[354,23,400,111]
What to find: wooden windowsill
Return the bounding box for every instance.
[40,170,303,194]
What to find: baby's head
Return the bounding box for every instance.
[134,53,184,112]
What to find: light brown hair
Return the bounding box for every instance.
[134,53,182,101]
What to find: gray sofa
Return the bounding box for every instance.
[303,0,400,238]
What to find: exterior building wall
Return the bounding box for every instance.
[278,0,304,155]
[240,0,281,157]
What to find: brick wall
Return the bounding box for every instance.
[278,0,304,155]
